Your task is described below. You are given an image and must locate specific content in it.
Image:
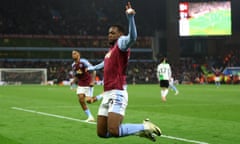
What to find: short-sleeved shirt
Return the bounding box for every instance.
[157,63,171,81]
[103,43,130,91]
[72,58,92,86]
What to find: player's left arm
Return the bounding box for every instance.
[81,58,92,68]
[118,3,137,51]
[87,61,104,71]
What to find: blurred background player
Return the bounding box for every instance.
[169,76,179,95]
[71,49,96,122]
[157,57,172,102]
[212,66,223,87]
[89,2,161,142]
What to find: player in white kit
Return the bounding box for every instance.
[156,57,172,102]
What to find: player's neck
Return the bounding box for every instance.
[74,58,80,63]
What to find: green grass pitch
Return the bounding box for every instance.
[0,84,240,144]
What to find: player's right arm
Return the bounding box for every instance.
[211,67,216,73]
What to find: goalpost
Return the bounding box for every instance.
[0,68,47,85]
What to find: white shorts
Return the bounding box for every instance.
[123,84,127,90]
[98,90,128,116]
[76,86,94,97]
[215,76,220,82]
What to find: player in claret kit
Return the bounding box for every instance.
[88,2,162,142]
[212,66,223,88]
[71,49,96,122]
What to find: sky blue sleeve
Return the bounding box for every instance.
[88,61,104,71]
[80,58,92,68]
[93,61,104,70]
[118,14,137,51]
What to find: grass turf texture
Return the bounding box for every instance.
[0,84,239,144]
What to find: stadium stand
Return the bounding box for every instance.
[0,0,239,84]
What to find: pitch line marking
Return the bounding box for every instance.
[11,107,209,144]
[161,135,209,144]
[11,107,96,125]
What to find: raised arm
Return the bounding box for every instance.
[118,2,137,51]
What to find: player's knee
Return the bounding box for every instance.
[108,127,119,137]
[97,131,108,138]
[79,98,85,103]
[78,95,85,102]
[97,133,106,138]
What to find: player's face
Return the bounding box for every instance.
[108,27,122,46]
[72,51,80,61]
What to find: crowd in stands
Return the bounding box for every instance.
[0,0,163,36]
[222,47,240,67]
[1,49,239,85]
[0,1,239,84]
[0,0,157,49]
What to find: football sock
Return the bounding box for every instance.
[119,124,144,137]
[171,85,177,92]
[164,89,169,97]
[161,90,164,97]
[84,109,92,117]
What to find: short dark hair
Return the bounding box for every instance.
[111,24,125,34]
[160,57,168,63]
[72,49,80,55]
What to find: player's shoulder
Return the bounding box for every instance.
[163,62,170,66]
[159,63,165,66]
